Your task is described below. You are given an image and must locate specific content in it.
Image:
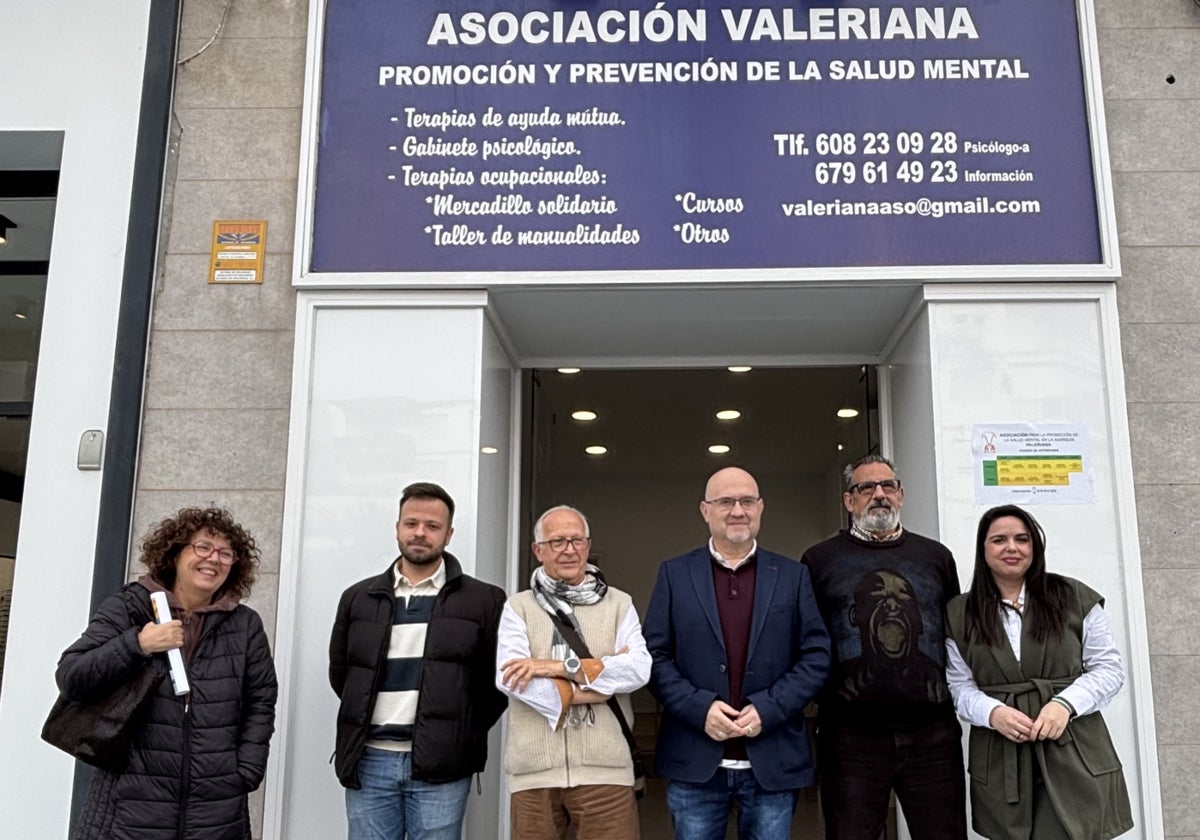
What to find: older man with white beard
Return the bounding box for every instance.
[801,455,966,840]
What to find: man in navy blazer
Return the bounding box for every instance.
[645,466,831,839]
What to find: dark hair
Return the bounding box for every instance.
[965,504,1070,646]
[140,507,260,600]
[399,482,455,520]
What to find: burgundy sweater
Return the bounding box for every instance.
[712,554,757,759]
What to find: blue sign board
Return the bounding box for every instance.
[311,0,1102,273]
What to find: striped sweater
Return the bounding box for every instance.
[366,562,444,749]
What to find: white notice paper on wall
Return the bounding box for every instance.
[972,422,1093,505]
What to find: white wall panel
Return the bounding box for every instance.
[881,309,940,537]
[0,3,152,835]
[925,287,1158,838]
[465,315,516,840]
[269,294,507,839]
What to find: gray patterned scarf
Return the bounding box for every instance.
[530,565,608,728]
[530,564,608,656]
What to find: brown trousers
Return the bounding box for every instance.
[511,784,640,840]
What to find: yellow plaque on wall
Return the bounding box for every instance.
[209,220,267,284]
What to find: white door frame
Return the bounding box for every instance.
[878,283,1162,840]
[264,282,1160,840]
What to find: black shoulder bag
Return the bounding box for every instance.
[42,664,165,773]
[43,594,166,774]
[546,610,649,799]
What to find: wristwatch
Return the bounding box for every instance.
[563,654,581,676]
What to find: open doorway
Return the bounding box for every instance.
[0,132,60,697]
[522,365,880,838]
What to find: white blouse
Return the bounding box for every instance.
[945,585,1124,728]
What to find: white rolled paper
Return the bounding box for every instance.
[149,591,190,696]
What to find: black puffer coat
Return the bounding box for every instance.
[329,552,507,788]
[57,581,277,840]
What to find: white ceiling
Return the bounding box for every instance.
[490,283,920,366]
[500,282,914,485]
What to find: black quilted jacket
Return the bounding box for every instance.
[329,551,507,788]
[57,581,277,840]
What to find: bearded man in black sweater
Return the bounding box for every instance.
[801,455,966,840]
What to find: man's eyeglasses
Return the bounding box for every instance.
[536,536,590,553]
[703,496,762,511]
[188,540,238,565]
[847,479,902,497]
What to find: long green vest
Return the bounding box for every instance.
[945,577,1133,840]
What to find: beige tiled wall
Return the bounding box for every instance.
[135,2,308,835]
[138,0,306,586]
[1100,0,1200,836]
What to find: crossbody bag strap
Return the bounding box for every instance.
[546,610,640,754]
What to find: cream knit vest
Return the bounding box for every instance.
[504,589,636,792]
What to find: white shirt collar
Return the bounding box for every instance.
[708,538,758,570]
[394,557,447,593]
[1000,581,1027,611]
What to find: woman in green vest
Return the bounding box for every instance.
[944,504,1133,840]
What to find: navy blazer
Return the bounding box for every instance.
[645,546,831,791]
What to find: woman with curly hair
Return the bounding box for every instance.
[56,507,278,840]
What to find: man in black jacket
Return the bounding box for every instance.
[329,481,507,840]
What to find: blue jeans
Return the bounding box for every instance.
[346,748,471,840]
[667,768,798,840]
